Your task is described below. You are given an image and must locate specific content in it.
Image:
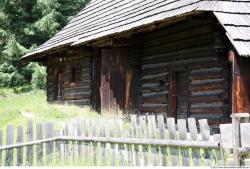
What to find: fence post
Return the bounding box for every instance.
[36,124,43,165]
[45,122,54,164]
[231,113,250,166]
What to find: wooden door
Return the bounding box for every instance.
[100,48,127,115]
[168,71,189,119]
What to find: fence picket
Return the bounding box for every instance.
[45,122,54,164]
[117,119,126,166]
[109,119,116,166]
[125,128,133,166]
[131,115,140,166]
[157,115,167,166]
[139,116,149,166]
[16,126,23,166]
[26,121,33,166]
[188,118,201,166]
[70,121,77,164]
[76,120,82,159]
[199,119,212,166]
[167,118,179,166]
[0,130,2,166]
[100,120,107,166]
[54,130,63,161]
[64,123,70,163]
[177,119,189,166]
[83,119,90,162]
[148,115,159,166]
[5,125,14,166]
[92,119,98,165]
[36,124,43,165]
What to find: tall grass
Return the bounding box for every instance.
[0,88,100,130]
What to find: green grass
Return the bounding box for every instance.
[0,88,100,130]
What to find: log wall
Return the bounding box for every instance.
[140,18,230,125]
[47,50,92,106]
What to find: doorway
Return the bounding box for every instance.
[168,71,189,119]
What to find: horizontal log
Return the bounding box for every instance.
[190,80,228,91]
[65,99,90,106]
[189,114,224,120]
[191,90,226,97]
[190,95,228,104]
[142,95,167,104]
[190,104,228,114]
[142,72,169,80]
[142,91,168,98]
[63,92,91,100]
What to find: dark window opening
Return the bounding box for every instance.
[71,67,76,83]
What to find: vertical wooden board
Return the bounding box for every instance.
[131,115,140,166]
[157,115,168,166]
[92,119,98,165]
[45,122,54,164]
[76,120,83,159]
[64,122,70,162]
[240,123,250,147]
[177,119,189,166]
[54,130,63,162]
[117,119,126,166]
[109,119,116,166]
[36,124,43,165]
[199,119,212,166]
[5,125,14,166]
[167,118,179,166]
[0,130,2,166]
[213,134,224,166]
[188,118,201,166]
[26,121,33,166]
[125,128,133,166]
[16,126,23,166]
[70,121,77,163]
[140,116,149,166]
[100,120,107,166]
[148,115,159,166]
[83,119,90,162]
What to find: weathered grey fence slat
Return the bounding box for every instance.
[55,130,63,161]
[177,119,189,166]
[167,118,179,166]
[16,126,23,166]
[140,116,149,166]
[64,123,70,162]
[199,119,212,166]
[0,130,2,166]
[117,119,126,166]
[125,128,133,166]
[26,122,33,166]
[92,119,98,165]
[70,121,77,164]
[131,115,140,166]
[5,125,14,166]
[100,121,107,166]
[109,119,116,166]
[148,115,159,166]
[45,122,54,164]
[36,124,43,165]
[83,119,90,162]
[157,115,167,166]
[188,118,201,166]
[76,120,82,159]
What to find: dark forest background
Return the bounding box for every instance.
[0,0,89,92]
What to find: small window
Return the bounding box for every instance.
[71,67,76,83]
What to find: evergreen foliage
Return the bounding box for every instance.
[0,0,89,90]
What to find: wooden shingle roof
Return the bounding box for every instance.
[23,0,250,59]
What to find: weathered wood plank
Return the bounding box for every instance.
[5,125,14,166]
[45,122,54,164]
[148,115,159,166]
[199,119,212,166]
[188,118,201,166]
[139,115,149,166]
[177,119,189,166]
[167,118,179,166]
[36,124,43,165]
[131,115,140,166]
[16,126,23,166]
[117,119,126,166]
[157,115,168,166]
[100,121,107,166]
[26,121,33,166]
[109,119,116,166]
[54,130,64,161]
[92,119,98,165]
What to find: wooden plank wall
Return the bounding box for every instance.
[140,18,230,127]
[47,50,92,106]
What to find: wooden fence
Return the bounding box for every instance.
[0,113,249,166]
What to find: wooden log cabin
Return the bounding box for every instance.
[23,0,250,128]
